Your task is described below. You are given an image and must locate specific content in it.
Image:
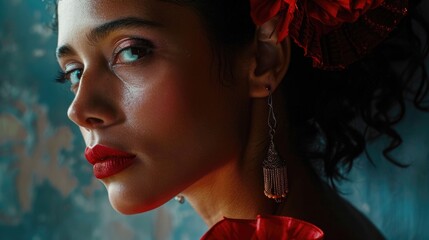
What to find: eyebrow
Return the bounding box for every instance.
[56,44,75,59]
[56,17,163,59]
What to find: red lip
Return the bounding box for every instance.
[84,145,137,179]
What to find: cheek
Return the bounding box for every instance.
[122,46,223,154]
[126,60,244,175]
[126,69,213,157]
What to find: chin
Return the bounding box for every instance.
[108,191,161,215]
[106,182,170,215]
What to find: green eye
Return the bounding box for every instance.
[116,47,150,64]
[56,68,82,93]
[67,69,82,84]
[113,38,154,65]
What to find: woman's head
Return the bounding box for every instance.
[56,0,290,214]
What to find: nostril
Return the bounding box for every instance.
[86,117,104,126]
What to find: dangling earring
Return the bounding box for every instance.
[174,195,185,204]
[263,87,288,203]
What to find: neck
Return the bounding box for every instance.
[182,92,327,227]
[182,158,276,226]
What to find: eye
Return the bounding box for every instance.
[65,69,83,85]
[113,39,153,65]
[116,47,148,64]
[55,67,83,92]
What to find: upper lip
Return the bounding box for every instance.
[85,145,136,165]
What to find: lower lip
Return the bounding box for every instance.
[93,157,137,179]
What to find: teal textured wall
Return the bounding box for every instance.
[0,1,428,239]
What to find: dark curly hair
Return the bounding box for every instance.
[50,0,429,187]
[284,0,429,185]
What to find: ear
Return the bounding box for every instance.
[248,19,291,98]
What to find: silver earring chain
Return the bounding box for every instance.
[268,89,277,144]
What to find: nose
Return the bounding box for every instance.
[67,69,123,130]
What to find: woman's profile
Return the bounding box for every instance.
[53,0,428,239]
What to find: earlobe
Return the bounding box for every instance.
[249,20,291,98]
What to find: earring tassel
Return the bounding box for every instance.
[263,143,288,203]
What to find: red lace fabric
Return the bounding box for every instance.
[201,215,324,240]
[251,0,409,70]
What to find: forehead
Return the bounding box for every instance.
[58,0,161,21]
[57,0,196,46]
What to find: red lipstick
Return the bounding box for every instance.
[85,145,137,179]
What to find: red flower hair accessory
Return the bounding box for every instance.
[250,0,409,70]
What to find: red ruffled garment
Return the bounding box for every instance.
[201,215,324,240]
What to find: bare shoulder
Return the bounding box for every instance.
[319,188,386,240]
[276,176,386,239]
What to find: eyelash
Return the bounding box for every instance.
[55,70,67,84]
[55,69,79,84]
[55,38,155,85]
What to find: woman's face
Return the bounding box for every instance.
[57,0,251,214]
